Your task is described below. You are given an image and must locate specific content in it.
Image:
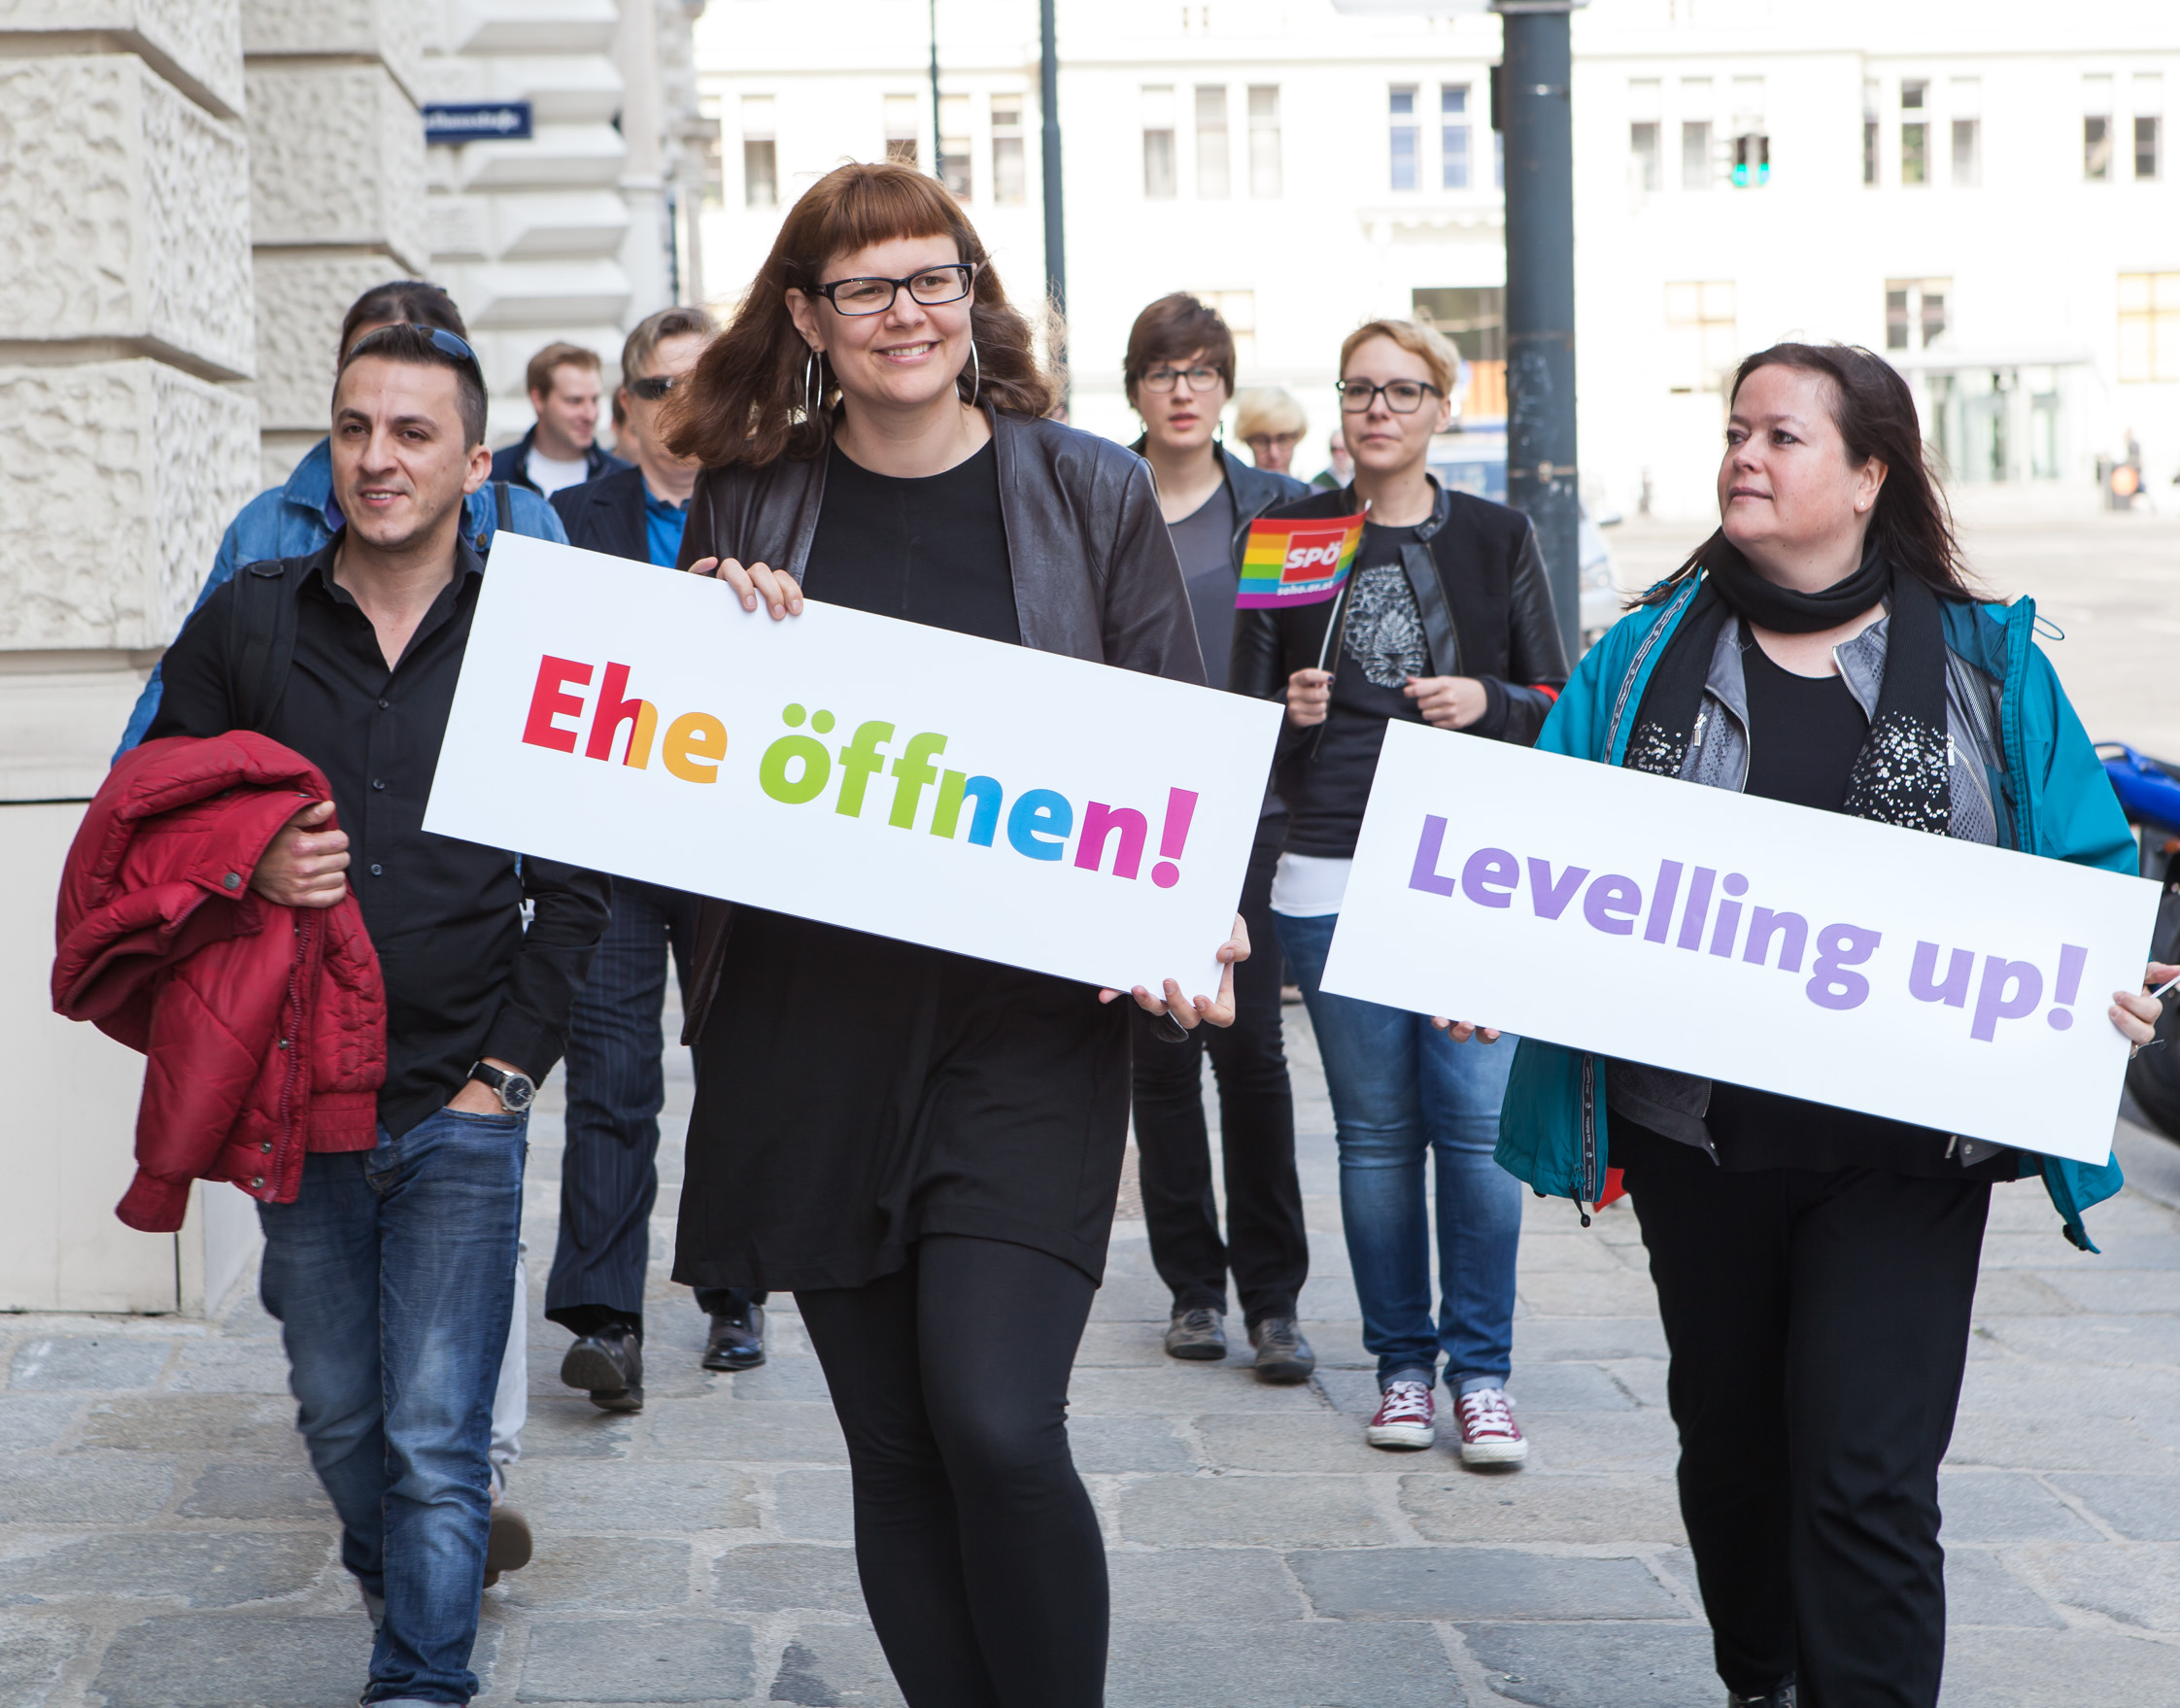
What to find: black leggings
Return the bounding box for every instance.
[796,1235,1106,1708]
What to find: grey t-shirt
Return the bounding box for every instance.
[1167,483,1239,691]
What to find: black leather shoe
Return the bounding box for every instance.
[1248,1317,1316,1384]
[1728,1681,1795,1708]
[561,1323,644,1412]
[1164,1307,1228,1360]
[483,1504,531,1588]
[702,1302,766,1372]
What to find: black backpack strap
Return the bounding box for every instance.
[226,557,302,734]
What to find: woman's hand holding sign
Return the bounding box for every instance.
[1100,913,1250,1030]
[2112,962,2180,1055]
[691,555,804,620]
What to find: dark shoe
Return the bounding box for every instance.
[483,1504,532,1588]
[561,1323,644,1412]
[1164,1307,1227,1360]
[702,1302,766,1372]
[1247,1317,1316,1384]
[1728,1682,1795,1708]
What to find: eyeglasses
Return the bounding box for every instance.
[346,323,487,390]
[1337,378,1444,415]
[815,263,977,316]
[627,373,678,402]
[1140,365,1225,394]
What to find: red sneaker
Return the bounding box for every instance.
[1455,1385,1528,1466]
[1365,1379,1436,1450]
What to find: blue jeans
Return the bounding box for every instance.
[1275,909,1522,1390]
[258,1106,527,1705]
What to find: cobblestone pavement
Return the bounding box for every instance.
[6,1005,2180,1707]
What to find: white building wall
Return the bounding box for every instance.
[695,0,2180,520]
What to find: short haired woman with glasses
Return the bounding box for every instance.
[1232,317,1567,1464]
[657,162,1245,1708]
[1119,291,1314,1382]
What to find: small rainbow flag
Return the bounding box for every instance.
[1235,513,1366,609]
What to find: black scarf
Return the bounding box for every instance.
[1623,536,1952,836]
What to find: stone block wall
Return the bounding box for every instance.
[0,53,255,379]
[242,0,431,482]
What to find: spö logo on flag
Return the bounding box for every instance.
[1235,513,1365,609]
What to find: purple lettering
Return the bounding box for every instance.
[1526,857,1589,920]
[1808,924,1881,1009]
[1709,899,1743,957]
[1971,956,2044,1042]
[1742,907,1808,973]
[1461,846,1519,908]
[1583,872,1642,935]
[1676,867,1716,950]
[1409,815,1456,896]
[1643,860,1684,943]
[1909,942,1972,1008]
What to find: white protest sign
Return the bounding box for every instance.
[1320,720,2161,1165]
[423,533,1281,993]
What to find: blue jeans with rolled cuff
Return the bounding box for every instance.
[257,1105,527,1705]
[1274,909,1523,1392]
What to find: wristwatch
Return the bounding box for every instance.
[467,1060,537,1114]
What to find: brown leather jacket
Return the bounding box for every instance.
[671,406,1204,1042]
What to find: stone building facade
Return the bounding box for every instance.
[0,1,707,1314]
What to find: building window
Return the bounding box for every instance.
[1885,278,1949,352]
[1248,85,1282,197]
[1899,79,1927,185]
[1664,281,1737,393]
[884,94,919,169]
[1729,77,1767,187]
[1682,120,1712,189]
[1142,85,1175,198]
[2085,75,2114,181]
[2119,272,2180,382]
[1390,85,1418,190]
[1441,85,1471,189]
[938,93,971,199]
[1950,79,1980,186]
[741,94,777,208]
[991,96,1026,204]
[1862,79,1880,186]
[2137,75,2164,180]
[1632,121,1661,191]
[1414,287,1505,417]
[1194,289,1257,365]
[1196,85,1230,198]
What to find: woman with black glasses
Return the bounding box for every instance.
[1233,318,1566,1465]
[659,162,1244,1708]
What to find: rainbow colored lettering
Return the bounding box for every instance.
[520,655,1200,887]
[1234,512,1364,609]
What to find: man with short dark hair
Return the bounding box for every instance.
[492,341,626,497]
[546,305,769,1400]
[148,325,610,1708]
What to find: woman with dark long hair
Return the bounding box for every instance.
[657,161,1243,1708]
[1482,343,2158,1708]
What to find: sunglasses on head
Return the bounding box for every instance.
[347,323,486,389]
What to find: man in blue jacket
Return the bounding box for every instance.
[117,281,568,755]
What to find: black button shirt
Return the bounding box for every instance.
[147,536,611,1138]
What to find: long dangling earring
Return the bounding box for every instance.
[968,339,981,406]
[803,347,822,420]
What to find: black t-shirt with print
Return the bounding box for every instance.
[1284,522,1428,857]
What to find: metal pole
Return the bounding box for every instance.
[1495,1,1581,664]
[1039,0,1068,402]
[929,0,942,180]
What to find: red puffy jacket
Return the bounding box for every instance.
[53,734,387,1233]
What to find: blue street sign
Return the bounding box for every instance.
[423,102,533,145]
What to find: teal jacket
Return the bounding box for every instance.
[1495,575,2137,1250]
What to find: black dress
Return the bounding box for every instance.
[671,440,1134,1295]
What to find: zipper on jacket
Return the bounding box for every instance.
[1604,580,1698,760]
[1576,1052,1596,1227]
[273,911,312,1195]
